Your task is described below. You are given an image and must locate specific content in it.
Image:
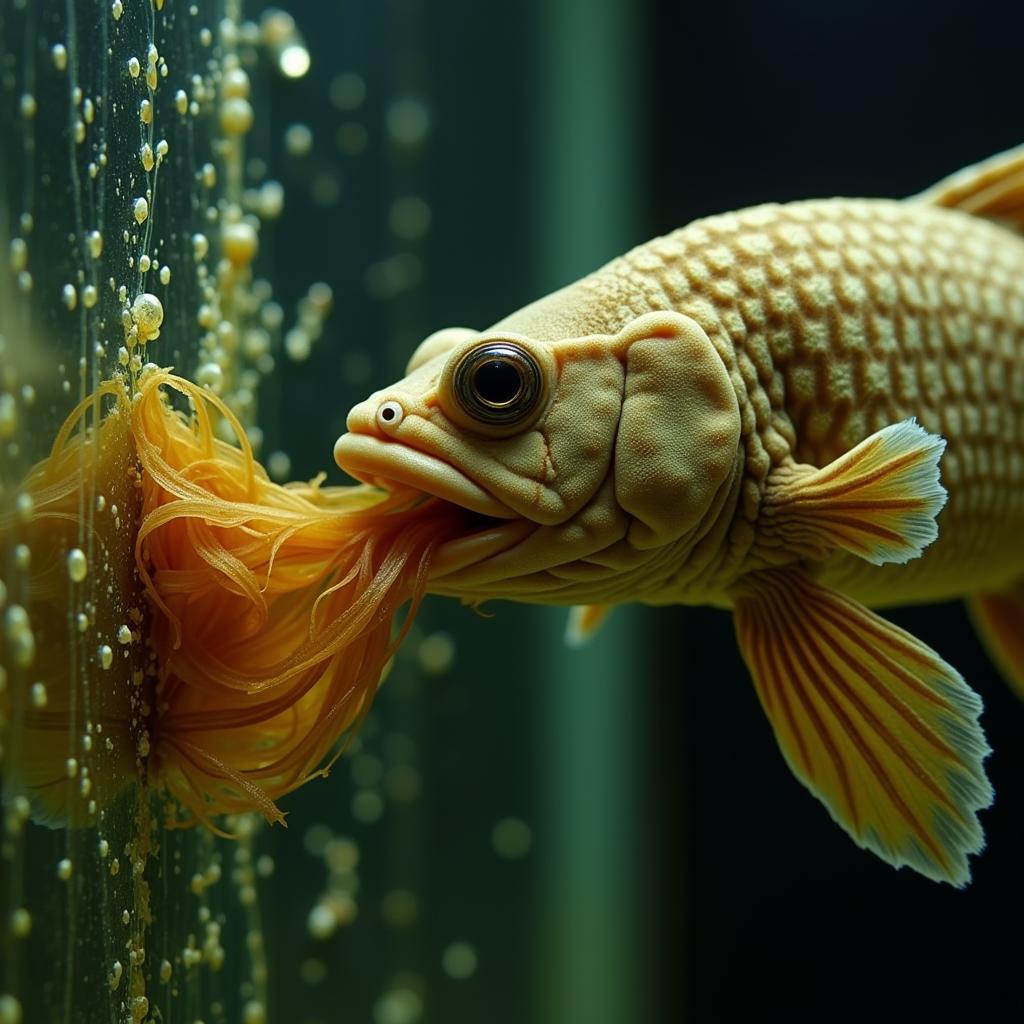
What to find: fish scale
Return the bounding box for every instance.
[337,147,1024,884]
[496,196,1024,604]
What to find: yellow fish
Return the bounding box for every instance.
[334,146,1024,887]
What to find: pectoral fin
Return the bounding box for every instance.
[565,604,612,647]
[969,583,1024,702]
[733,568,992,886]
[762,419,947,566]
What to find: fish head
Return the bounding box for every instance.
[334,311,742,601]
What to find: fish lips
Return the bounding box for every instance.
[333,432,518,520]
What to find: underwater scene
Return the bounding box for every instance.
[1,1,1023,1022]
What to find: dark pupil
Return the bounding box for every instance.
[473,358,522,406]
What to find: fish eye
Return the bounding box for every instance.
[452,342,544,427]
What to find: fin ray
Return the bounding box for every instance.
[763,419,947,566]
[733,569,992,886]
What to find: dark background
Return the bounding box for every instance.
[261,1,1024,1021]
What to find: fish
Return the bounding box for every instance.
[334,145,1024,887]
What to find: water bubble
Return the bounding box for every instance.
[128,56,141,78]
[284,123,313,157]
[441,942,478,980]
[306,903,337,941]
[284,327,310,361]
[133,197,149,224]
[0,995,23,1024]
[57,858,73,881]
[8,908,31,938]
[329,72,366,111]
[196,362,224,393]
[66,548,88,582]
[131,293,164,342]
[267,450,291,481]
[97,644,113,670]
[221,97,254,136]
[372,987,423,1024]
[279,44,310,79]
[222,221,258,265]
[417,632,454,675]
[386,97,430,146]
[9,238,27,272]
[492,817,533,859]
[389,196,432,241]
[0,394,16,439]
[223,67,251,99]
[51,44,68,71]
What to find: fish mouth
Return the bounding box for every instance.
[333,432,534,577]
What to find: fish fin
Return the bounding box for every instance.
[914,143,1024,232]
[564,604,612,647]
[732,568,992,886]
[763,419,947,566]
[969,583,1024,702]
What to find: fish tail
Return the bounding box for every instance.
[969,579,1024,702]
[913,143,1024,232]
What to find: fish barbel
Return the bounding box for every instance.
[335,146,1024,886]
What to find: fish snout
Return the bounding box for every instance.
[345,394,407,437]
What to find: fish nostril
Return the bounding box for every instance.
[376,400,404,432]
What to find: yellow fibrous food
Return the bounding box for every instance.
[12,368,462,829]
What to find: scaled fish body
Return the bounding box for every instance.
[335,147,1024,885]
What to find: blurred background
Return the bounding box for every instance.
[2,1,1023,1021]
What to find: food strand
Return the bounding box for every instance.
[10,368,463,829]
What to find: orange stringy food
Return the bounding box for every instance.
[26,368,465,828]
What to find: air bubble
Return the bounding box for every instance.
[131,293,164,342]
[284,123,313,157]
[222,221,258,266]
[97,644,113,670]
[221,97,254,136]
[441,942,478,980]
[386,96,430,146]
[329,72,366,111]
[267,450,291,481]
[492,817,533,859]
[66,548,88,582]
[279,44,310,79]
[196,362,224,393]
[8,908,31,938]
[51,44,68,71]
[223,67,251,99]
[133,197,149,224]
[0,394,16,438]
